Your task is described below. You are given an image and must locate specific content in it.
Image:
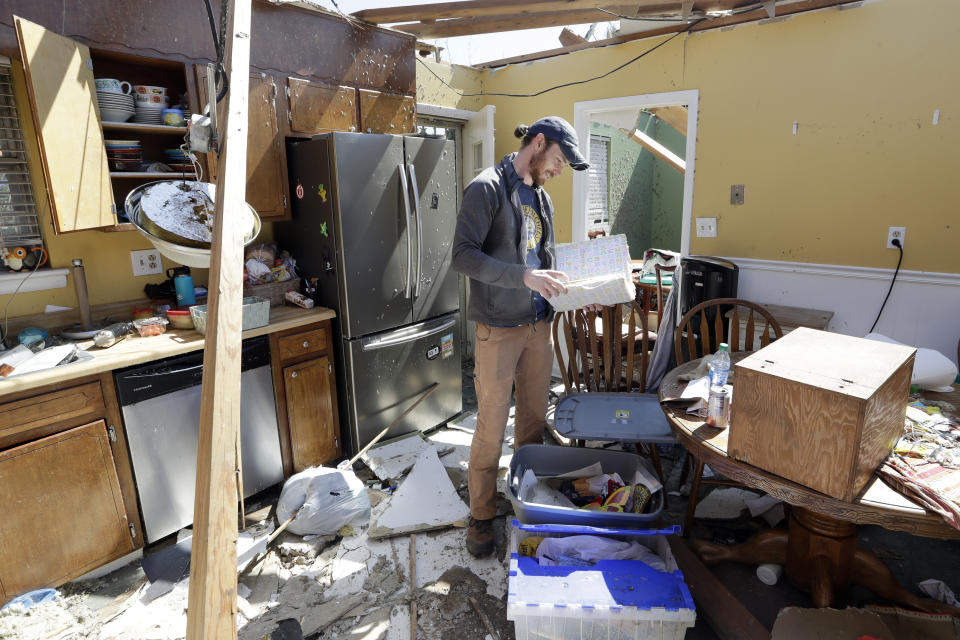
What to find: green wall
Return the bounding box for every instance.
[591,112,685,258]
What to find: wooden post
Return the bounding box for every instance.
[619,127,686,174]
[185,0,252,638]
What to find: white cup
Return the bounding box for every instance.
[96,78,132,94]
[756,563,783,586]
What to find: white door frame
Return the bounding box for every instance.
[572,90,699,254]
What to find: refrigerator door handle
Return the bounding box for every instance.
[407,164,423,298]
[361,316,456,351]
[398,163,414,299]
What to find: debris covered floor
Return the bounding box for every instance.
[3,364,960,640]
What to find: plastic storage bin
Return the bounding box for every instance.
[190,296,270,335]
[508,445,664,528]
[507,519,696,640]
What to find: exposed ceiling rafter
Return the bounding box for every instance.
[354,0,689,24]
[475,0,861,68]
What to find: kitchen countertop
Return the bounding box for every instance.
[0,306,336,397]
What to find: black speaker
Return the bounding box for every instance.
[678,256,739,359]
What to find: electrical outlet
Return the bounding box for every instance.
[730,184,745,205]
[131,249,163,276]
[886,226,906,249]
[696,217,717,238]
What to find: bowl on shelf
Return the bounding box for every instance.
[100,107,134,123]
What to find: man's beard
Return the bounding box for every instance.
[528,146,553,186]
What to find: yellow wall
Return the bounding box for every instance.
[471,0,958,272]
[416,59,482,111]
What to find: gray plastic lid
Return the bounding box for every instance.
[553,393,677,443]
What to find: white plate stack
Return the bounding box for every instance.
[97,91,135,123]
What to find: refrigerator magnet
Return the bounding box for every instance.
[295,183,304,199]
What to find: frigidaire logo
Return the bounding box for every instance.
[133,385,153,393]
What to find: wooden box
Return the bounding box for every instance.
[728,327,915,501]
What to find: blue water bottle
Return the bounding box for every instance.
[174,271,196,306]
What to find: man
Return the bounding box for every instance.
[451,116,590,558]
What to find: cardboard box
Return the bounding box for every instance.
[728,328,915,501]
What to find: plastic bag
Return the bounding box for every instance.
[536,535,666,571]
[865,333,958,391]
[276,466,371,536]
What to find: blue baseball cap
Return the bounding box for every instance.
[528,116,589,171]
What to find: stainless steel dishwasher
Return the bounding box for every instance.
[115,336,284,542]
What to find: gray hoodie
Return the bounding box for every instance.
[452,153,556,326]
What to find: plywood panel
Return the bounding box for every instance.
[0,420,133,600]
[288,77,357,134]
[358,89,415,134]
[14,16,115,232]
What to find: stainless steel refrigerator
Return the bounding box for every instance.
[276,132,462,454]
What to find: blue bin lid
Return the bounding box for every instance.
[553,393,676,443]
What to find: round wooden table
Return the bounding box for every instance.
[659,357,960,613]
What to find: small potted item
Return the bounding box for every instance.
[132,316,169,337]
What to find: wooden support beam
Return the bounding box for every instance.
[647,106,688,136]
[619,127,685,173]
[394,8,637,37]
[668,537,771,640]
[185,0,251,638]
[559,27,587,46]
[354,0,685,23]
[478,0,858,67]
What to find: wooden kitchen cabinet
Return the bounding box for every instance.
[271,319,341,474]
[14,17,203,232]
[197,66,290,220]
[284,356,339,470]
[358,88,416,134]
[287,77,358,135]
[0,375,141,604]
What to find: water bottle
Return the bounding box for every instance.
[174,272,196,306]
[708,343,731,386]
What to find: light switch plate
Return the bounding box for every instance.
[696,217,717,238]
[131,249,163,276]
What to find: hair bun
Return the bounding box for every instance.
[514,125,528,138]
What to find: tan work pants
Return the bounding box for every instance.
[469,319,553,520]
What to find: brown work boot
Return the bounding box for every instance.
[466,517,495,558]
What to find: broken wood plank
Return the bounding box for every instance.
[409,534,418,639]
[559,27,587,46]
[477,0,861,68]
[648,106,688,136]
[354,0,680,23]
[393,8,636,37]
[185,0,252,638]
[668,537,770,640]
[619,127,685,173]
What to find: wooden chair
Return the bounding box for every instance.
[654,263,676,328]
[674,298,784,536]
[552,300,665,481]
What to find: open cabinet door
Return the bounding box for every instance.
[14,16,115,232]
[461,104,495,190]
